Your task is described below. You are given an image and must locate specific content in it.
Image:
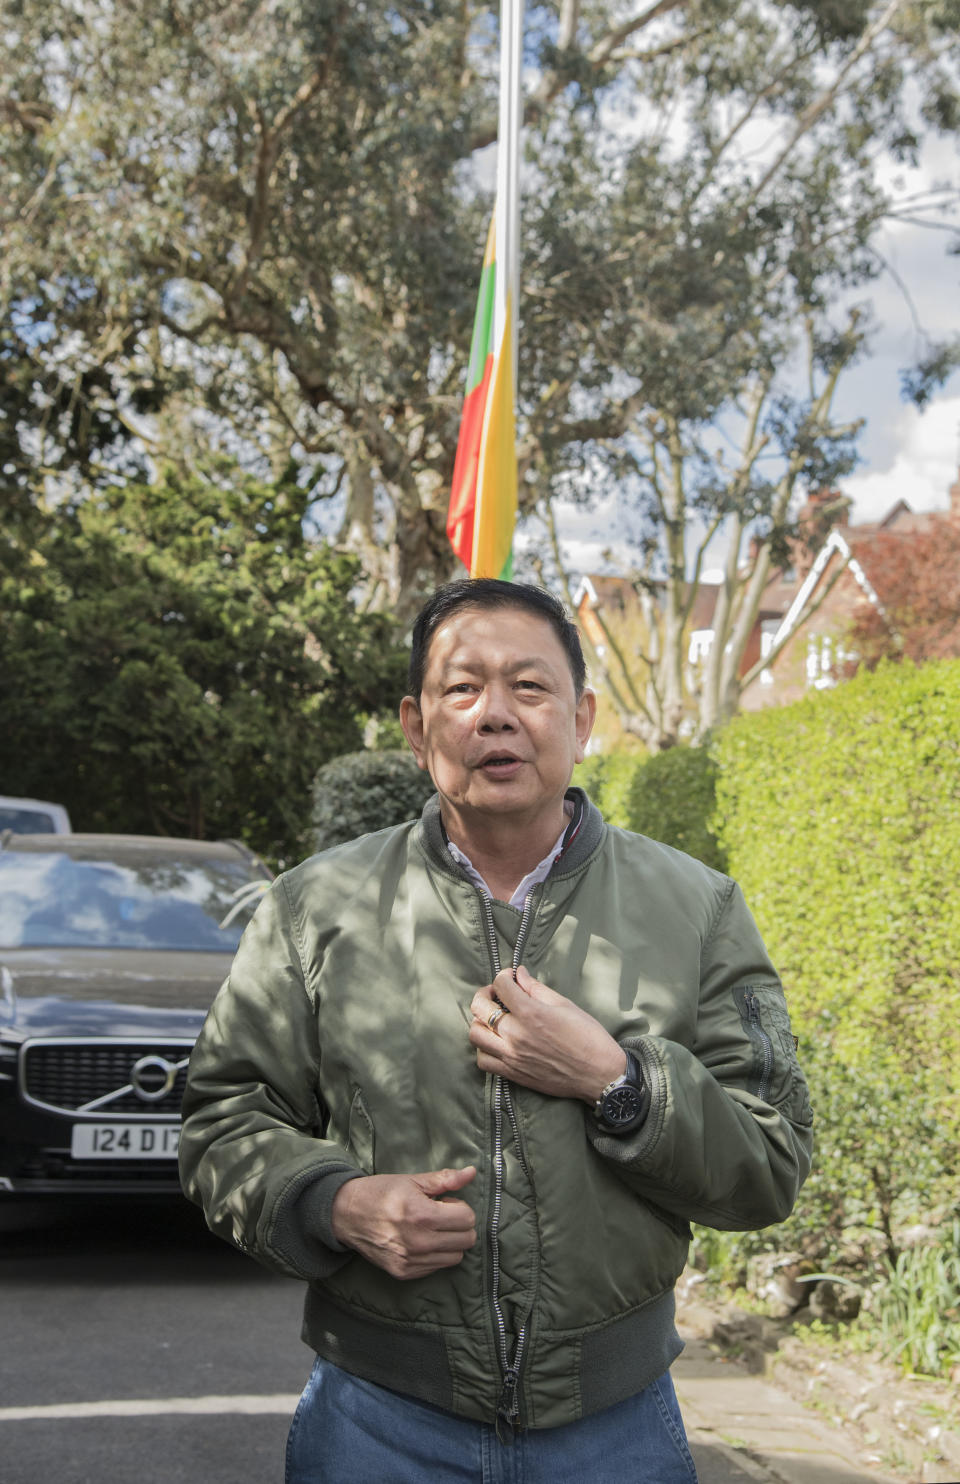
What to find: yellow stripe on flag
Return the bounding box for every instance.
[470,293,517,579]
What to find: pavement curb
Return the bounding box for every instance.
[675,1332,905,1484]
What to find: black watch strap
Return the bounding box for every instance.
[594,1051,650,1134]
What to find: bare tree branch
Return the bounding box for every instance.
[738,550,851,690]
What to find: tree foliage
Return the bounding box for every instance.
[846,520,960,668]
[3,0,958,636]
[0,468,405,862]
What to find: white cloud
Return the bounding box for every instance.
[843,394,959,524]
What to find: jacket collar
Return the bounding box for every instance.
[417,787,604,884]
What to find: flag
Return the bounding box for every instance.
[447,0,522,580]
[447,217,516,579]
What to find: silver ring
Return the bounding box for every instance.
[487,1006,508,1031]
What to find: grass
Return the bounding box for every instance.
[874,1220,960,1377]
[692,1218,960,1382]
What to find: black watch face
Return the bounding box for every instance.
[602,1084,644,1125]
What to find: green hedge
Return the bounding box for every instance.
[709,659,960,1288]
[311,750,435,852]
[575,746,725,870]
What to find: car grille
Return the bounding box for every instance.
[20,1038,193,1116]
[14,1152,184,1187]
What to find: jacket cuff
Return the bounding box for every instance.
[271,1165,366,1278]
[585,1037,664,1162]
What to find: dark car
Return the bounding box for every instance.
[0,832,272,1196]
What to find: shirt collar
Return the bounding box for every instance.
[446,801,575,909]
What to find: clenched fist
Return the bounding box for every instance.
[330,1165,477,1280]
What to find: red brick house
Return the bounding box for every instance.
[738,475,960,709]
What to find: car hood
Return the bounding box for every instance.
[0,947,232,1036]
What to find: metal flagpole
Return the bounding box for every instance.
[468,0,523,578]
[495,0,523,399]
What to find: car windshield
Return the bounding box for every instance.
[0,853,268,951]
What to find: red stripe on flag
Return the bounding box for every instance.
[446,352,494,569]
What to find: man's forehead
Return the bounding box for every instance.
[425,607,564,668]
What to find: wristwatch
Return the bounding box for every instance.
[594,1051,649,1134]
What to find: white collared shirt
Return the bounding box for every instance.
[446,803,574,909]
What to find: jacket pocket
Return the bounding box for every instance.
[734,984,813,1128]
[640,1195,692,1244]
[345,1086,377,1173]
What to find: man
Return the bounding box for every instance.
[179,579,813,1483]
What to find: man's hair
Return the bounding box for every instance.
[408,579,587,699]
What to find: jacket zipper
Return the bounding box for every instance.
[479,888,537,1437]
[743,988,773,1103]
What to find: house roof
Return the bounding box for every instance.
[575,573,729,631]
[574,481,960,641]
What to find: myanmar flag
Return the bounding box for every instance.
[447,214,517,579]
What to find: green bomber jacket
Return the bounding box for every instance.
[178,790,813,1431]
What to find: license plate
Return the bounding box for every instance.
[70,1122,180,1159]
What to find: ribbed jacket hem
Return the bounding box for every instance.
[300,1284,682,1430]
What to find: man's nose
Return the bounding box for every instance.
[476,683,517,731]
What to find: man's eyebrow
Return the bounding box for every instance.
[503,657,559,677]
[438,656,559,679]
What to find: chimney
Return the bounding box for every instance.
[799,488,851,528]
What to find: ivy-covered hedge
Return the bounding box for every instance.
[710,659,960,1282]
[575,745,725,870]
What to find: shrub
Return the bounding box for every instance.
[575,753,638,829]
[705,659,960,1336]
[576,746,725,869]
[311,750,434,852]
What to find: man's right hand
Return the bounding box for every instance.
[330,1165,478,1280]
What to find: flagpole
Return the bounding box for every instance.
[467,0,523,578]
[447,0,523,580]
[494,0,523,396]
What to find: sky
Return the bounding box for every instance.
[831,132,960,525]
[536,108,960,582]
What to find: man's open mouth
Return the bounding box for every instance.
[477,753,524,775]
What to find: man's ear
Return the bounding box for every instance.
[574,688,597,763]
[399,695,428,770]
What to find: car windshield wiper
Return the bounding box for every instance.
[217,879,270,931]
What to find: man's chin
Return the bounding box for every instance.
[443,786,566,824]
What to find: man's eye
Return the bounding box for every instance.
[516,680,542,691]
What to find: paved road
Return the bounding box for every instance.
[0,1197,774,1484]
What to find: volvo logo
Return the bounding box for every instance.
[130,1054,188,1104]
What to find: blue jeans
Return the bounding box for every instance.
[285,1357,699,1483]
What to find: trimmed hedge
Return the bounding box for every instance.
[710,659,960,1271]
[575,746,726,870]
[311,750,435,852]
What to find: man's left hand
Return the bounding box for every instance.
[469,966,626,1104]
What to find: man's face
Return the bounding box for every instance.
[399,605,595,832]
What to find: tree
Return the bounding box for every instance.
[523,0,960,745]
[846,519,960,669]
[0,466,405,862]
[2,0,958,651]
